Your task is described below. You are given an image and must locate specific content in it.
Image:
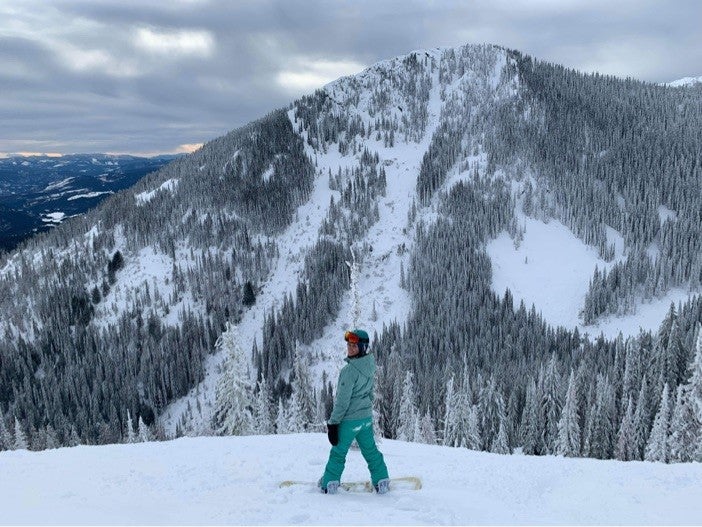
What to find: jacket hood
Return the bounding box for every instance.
[345,353,375,379]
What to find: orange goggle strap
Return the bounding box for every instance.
[344,331,369,344]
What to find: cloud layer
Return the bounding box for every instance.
[1,0,700,155]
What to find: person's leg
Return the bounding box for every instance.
[354,418,389,487]
[320,421,356,488]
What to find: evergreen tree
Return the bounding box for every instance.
[465,405,482,451]
[0,415,11,450]
[668,385,697,463]
[415,412,437,445]
[632,375,651,460]
[686,323,702,460]
[645,383,671,463]
[556,370,581,457]
[442,376,459,447]
[252,376,274,435]
[290,345,315,430]
[126,410,137,443]
[212,322,254,436]
[542,355,563,454]
[13,417,28,450]
[396,371,418,442]
[491,414,511,455]
[138,416,153,443]
[275,399,289,434]
[615,396,636,461]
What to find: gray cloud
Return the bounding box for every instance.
[1,0,700,155]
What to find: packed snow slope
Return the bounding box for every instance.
[2,434,702,525]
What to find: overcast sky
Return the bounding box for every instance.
[1,0,700,157]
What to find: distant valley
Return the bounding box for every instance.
[0,154,179,252]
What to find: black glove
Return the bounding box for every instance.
[327,423,339,446]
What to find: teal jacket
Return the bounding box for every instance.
[328,354,376,424]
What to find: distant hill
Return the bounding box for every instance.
[0,153,179,252]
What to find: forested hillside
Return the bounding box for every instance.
[1,44,701,463]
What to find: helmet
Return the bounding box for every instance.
[344,329,370,356]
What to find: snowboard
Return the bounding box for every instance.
[279,476,422,493]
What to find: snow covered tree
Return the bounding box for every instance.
[556,370,581,457]
[645,383,671,463]
[668,385,697,463]
[44,425,59,450]
[415,412,437,445]
[290,345,315,430]
[212,322,253,436]
[126,410,137,443]
[584,374,616,459]
[252,376,274,435]
[396,371,418,442]
[0,415,11,451]
[13,418,28,450]
[138,416,153,443]
[615,396,636,461]
[442,376,458,447]
[686,323,702,461]
[275,399,290,434]
[632,375,651,460]
[521,378,544,455]
[465,405,481,451]
[480,376,506,452]
[491,414,511,455]
[541,355,563,454]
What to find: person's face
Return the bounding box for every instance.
[347,341,359,357]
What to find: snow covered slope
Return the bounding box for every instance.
[2,434,702,525]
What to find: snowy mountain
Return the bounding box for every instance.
[0,154,178,252]
[2,434,702,525]
[667,75,702,87]
[1,43,702,466]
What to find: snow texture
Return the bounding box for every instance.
[2,434,702,525]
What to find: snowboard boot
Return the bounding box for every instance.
[318,478,339,495]
[374,478,390,494]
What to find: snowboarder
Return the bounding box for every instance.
[318,329,390,494]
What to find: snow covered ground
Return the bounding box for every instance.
[487,215,700,340]
[2,434,702,525]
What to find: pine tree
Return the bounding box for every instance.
[212,322,253,436]
[541,354,563,454]
[632,375,651,460]
[252,376,274,435]
[615,396,636,461]
[465,405,481,450]
[491,414,511,454]
[415,412,437,445]
[396,371,418,442]
[275,399,289,434]
[645,383,671,463]
[138,416,153,443]
[668,385,697,463]
[556,370,581,457]
[0,415,12,450]
[13,417,28,450]
[442,376,459,447]
[290,345,315,430]
[686,323,702,461]
[521,378,543,455]
[126,410,137,443]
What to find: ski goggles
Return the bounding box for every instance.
[344,331,369,344]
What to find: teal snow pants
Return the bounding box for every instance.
[321,417,389,488]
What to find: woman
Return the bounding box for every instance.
[318,329,390,494]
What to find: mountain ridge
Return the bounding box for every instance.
[1,43,701,465]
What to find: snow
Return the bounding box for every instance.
[658,204,677,224]
[2,434,702,525]
[41,212,66,223]
[135,178,179,205]
[67,190,113,201]
[666,76,702,87]
[487,215,699,339]
[43,177,75,192]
